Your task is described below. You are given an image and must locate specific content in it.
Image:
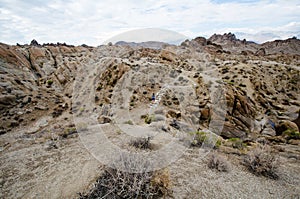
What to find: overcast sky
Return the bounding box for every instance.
[0,0,299,46]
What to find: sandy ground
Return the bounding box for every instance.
[0,136,101,199]
[1,126,300,199]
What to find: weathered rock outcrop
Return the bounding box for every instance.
[0,34,300,199]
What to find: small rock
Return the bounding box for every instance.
[0,94,16,105]
[288,139,300,145]
[152,114,165,122]
[261,120,276,136]
[161,126,170,132]
[261,127,276,136]
[34,105,48,110]
[200,107,210,120]
[167,110,181,119]
[22,96,32,104]
[98,116,111,124]
[57,74,67,84]
[170,119,180,130]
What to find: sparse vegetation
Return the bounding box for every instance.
[59,127,77,138]
[1,32,300,198]
[144,114,155,124]
[244,147,279,179]
[47,79,53,85]
[190,131,222,148]
[208,153,230,172]
[79,155,172,199]
[124,120,134,125]
[129,137,152,150]
[67,127,77,133]
[228,137,246,149]
[283,129,300,139]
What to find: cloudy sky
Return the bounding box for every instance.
[0,0,299,46]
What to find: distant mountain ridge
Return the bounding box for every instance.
[179,32,300,55]
[114,41,171,49]
[114,32,300,55]
[235,31,300,44]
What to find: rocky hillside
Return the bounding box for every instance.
[0,34,300,198]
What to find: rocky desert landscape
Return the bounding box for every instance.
[0,33,300,198]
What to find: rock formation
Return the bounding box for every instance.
[0,33,299,198]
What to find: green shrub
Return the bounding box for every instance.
[47,79,53,85]
[190,131,221,148]
[228,137,246,149]
[283,129,300,139]
[60,127,77,138]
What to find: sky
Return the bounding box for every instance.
[0,0,299,46]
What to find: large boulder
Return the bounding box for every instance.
[261,121,276,136]
[275,120,299,135]
[221,122,247,139]
[160,50,176,62]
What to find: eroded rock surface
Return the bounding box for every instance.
[0,35,300,198]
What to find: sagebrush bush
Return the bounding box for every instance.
[244,147,279,179]
[208,153,230,172]
[79,153,172,199]
[129,137,152,150]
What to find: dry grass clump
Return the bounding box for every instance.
[79,154,172,199]
[208,153,230,172]
[129,137,152,150]
[244,146,279,179]
[150,168,172,197]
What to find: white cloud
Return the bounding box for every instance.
[0,0,299,46]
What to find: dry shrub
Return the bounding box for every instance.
[244,146,279,179]
[151,168,172,196]
[129,137,152,150]
[79,154,172,199]
[208,153,230,172]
